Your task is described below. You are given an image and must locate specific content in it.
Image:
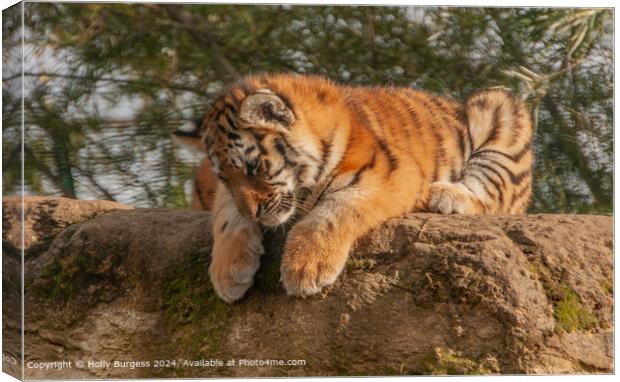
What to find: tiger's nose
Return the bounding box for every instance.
[233,188,272,220]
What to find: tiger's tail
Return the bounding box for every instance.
[460,89,533,214]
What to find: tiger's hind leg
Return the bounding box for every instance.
[428,89,533,215]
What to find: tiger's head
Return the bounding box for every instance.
[192,84,329,227]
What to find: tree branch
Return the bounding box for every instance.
[155,4,240,80]
[2,72,207,94]
[23,146,69,196]
[72,166,117,202]
[83,135,159,204]
[542,96,610,207]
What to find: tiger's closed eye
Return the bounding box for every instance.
[267,181,287,187]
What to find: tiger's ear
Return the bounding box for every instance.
[239,89,295,133]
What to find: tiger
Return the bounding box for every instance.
[173,73,533,303]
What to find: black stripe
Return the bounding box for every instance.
[509,101,525,145]
[393,94,427,180]
[377,138,399,172]
[251,130,266,142]
[395,94,428,180]
[262,197,278,213]
[315,137,333,182]
[224,101,238,114]
[457,106,474,157]
[227,131,241,140]
[349,151,378,187]
[295,164,308,184]
[211,103,227,122]
[467,172,495,199]
[511,169,531,185]
[471,154,531,185]
[368,97,390,138]
[474,141,531,163]
[477,104,502,149]
[472,162,507,189]
[224,113,238,130]
[220,221,229,233]
[511,184,531,204]
[404,91,445,181]
[274,136,297,166]
[270,164,286,178]
[366,100,400,172]
[469,97,488,110]
[457,127,467,163]
[469,165,505,206]
[393,96,414,148]
[292,145,321,164]
[314,176,336,207]
[317,89,328,103]
[274,139,287,156]
[348,99,398,173]
[398,94,425,139]
[256,140,268,155]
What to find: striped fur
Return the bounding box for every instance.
[175,73,533,302]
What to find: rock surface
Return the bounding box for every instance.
[2,197,614,378]
[2,196,130,380]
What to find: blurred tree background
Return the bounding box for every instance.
[2,3,613,213]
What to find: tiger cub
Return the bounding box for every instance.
[174,73,532,303]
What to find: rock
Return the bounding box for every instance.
[2,195,131,252]
[1,197,613,378]
[2,196,130,379]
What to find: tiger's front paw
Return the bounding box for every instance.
[428,181,477,214]
[209,229,263,303]
[280,227,348,297]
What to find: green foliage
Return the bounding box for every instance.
[2,4,613,213]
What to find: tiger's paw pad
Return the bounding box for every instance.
[428,181,474,214]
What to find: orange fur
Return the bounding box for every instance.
[191,158,218,211]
